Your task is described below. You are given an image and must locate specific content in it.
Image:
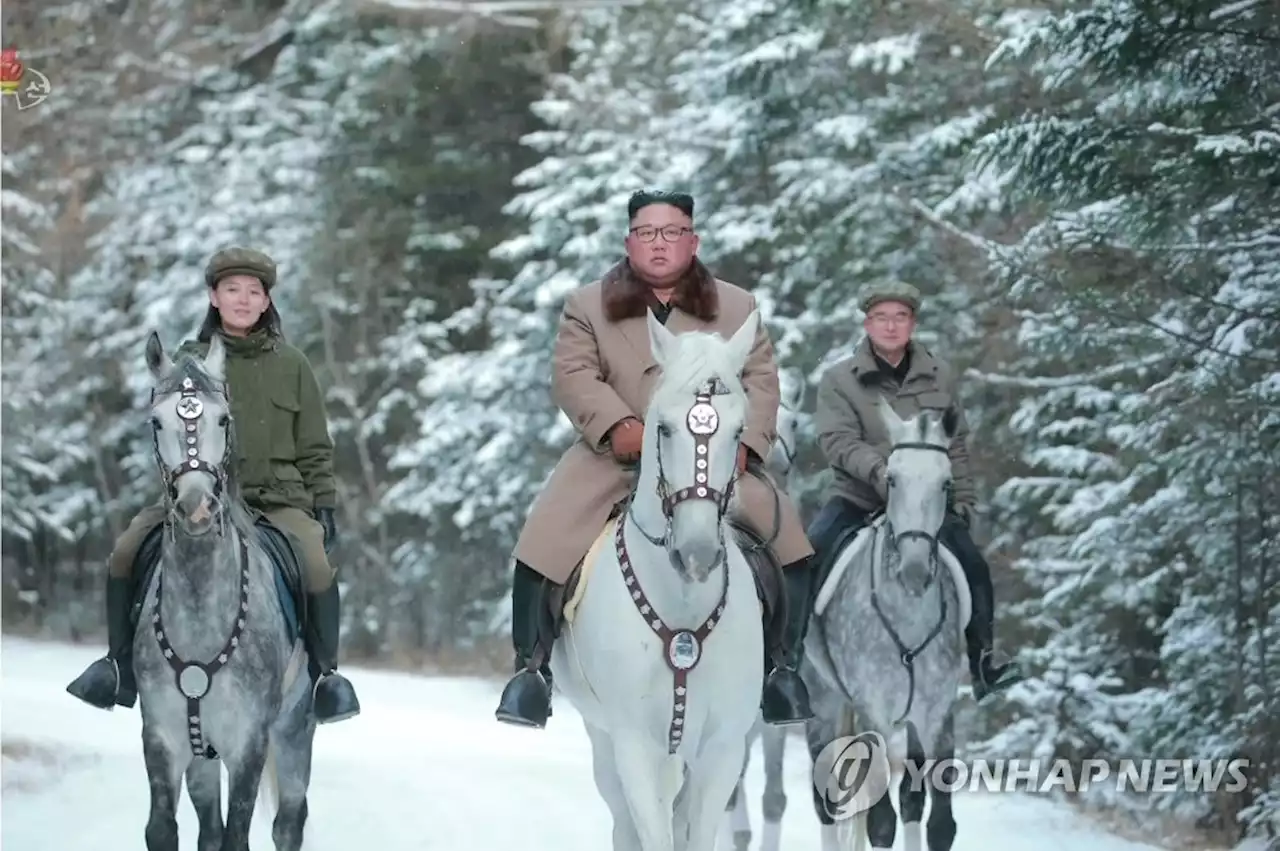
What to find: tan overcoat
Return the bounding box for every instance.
[814,337,977,514]
[514,260,814,583]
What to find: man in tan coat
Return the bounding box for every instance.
[810,281,1022,702]
[494,190,817,729]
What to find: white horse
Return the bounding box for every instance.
[550,309,766,851]
[721,366,804,851]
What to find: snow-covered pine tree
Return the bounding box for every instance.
[302,17,553,653]
[380,3,713,636]
[970,0,1279,835]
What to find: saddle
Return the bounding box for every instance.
[130,515,306,641]
[810,512,972,635]
[545,501,787,657]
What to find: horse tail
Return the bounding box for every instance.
[837,703,867,851]
[851,811,868,851]
[259,740,281,819]
[258,639,305,822]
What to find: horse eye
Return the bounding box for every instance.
[150,416,161,430]
[219,414,230,427]
[657,423,671,437]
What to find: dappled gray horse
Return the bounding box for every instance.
[804,400,970,851]
[720,366,804,851]
[134,332,316,851]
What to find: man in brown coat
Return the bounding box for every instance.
[494,190,817,729]
[810,281,1022,702]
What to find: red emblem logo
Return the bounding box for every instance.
[0,48,23,94]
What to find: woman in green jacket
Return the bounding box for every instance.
[66,247,360,724]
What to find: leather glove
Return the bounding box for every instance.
[736,444,749,474]
[609,417,644,462]
[315,507,337,554]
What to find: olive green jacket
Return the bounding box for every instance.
[814,338,976,515]
[178,330,336,512]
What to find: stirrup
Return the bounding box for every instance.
[494,669,551,728]
[313,671,361,723]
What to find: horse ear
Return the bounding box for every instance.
[726,309,760,372]
[647,308,677,368]
[780,367,804,409]
[874,395,907,440]
[145,331,171,380]
[941,405,958,439]
[203,334,227,380]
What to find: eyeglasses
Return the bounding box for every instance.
[629,225,693,243]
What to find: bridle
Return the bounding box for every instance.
[626,377,739,564]
[866,438,952,725]
[150,374,232,517]
[882,440,951,568]
[616,376,739,753]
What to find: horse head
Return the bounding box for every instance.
[640,309,760,583]
[767,366,803,483]
[145,331,234,537]
[874,397,958,597]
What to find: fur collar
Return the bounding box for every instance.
[600,258,720,323]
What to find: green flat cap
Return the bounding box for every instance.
[859,280,921,313]
[204,247,277,289]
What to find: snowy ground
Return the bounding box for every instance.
[3,636,1182,850]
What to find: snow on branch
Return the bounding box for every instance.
[366,0,646,26]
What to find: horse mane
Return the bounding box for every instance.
[155,356,258,541]
[652,330,747,402]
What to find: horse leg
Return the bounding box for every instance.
[585,722,642,851]
[185,757,225,851]
[267,712,315,851]
[804,710,844,851]
[219,726,270,851]
[718,726,753,851]
[678,736,751,851]
[926,712,957,851]
[900,722,927,851]
[759,723,788,851]
[613,732,680,851]
[142,725,189,851]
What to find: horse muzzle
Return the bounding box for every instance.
[672,540,724,583]
[175,490,218,535]
[892,532,938,596]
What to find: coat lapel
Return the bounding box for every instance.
[615,313,658,372]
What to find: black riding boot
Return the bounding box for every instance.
[942,515,1023,702]
[494,561,557,728]
[307,584,361,723]
[66,575,138,709]
[761,557,815,725]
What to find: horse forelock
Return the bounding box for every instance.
[154,355,223,397]
[653,331,746,404]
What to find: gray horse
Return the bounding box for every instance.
[720,366,804,851]
[803,399,970,851]
[134,332,317,851]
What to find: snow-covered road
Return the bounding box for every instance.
[2,636,1177,850]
